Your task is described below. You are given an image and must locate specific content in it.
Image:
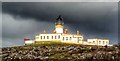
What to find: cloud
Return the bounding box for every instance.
[2,13,56,47]
[0,2,2,48]
[2,2,118,47]
[118,2,120,43]
[3,2,118,32]
[2,13,56,38]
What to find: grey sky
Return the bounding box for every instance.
[0,2,2,48]
[2,2,118,47]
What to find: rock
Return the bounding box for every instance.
[1,45,120,60]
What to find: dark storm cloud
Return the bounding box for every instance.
[118,2,120,43]
[2,13,56,47]
[2,2,118,47]
[2,2,117,34]
[0,2,2,48]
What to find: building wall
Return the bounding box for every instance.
[61,34,77,43]
[87,39,109,46]
[55,28,63,33]
[35,33,84,44]
[35,34,62,41]
[25,40,34,44]
[34,34,110,46]
[55,24,64,33]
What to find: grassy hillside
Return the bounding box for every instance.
[1,41,120,61]
[25,41,79,46]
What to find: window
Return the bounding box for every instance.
[79,37,82,38]
[99,41,101,44]
[103,41,105,44]
[66,37,68,40]
[44,36,45,39]
[69,37,72,40]
[58,35,60,39]
[93,41,95,43]
[52,36,53,39]
[63,37,64,41]
[47,36,49,39]
[41,36,42,39]
[106,41,108,44]
[55,36,57,39]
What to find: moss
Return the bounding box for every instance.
[25,41,80,47]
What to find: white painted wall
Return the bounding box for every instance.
[34,33,110,46]
[35,34,62,41]
[25,40,34,44]
[35,33,84,44]
[87,39,109,46]
[55,28,63,33]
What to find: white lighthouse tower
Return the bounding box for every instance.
[55,15,64,33]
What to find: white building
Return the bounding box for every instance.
[87,39,109,46]
[35,33,83,44]
[24,15,111,46]
[35,15,84,44]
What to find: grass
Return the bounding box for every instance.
[24,41,79,47]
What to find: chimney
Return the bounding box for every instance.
[64,29,68,34]
[53,30,56,33]
[43,30,46,34]
[24,38,30,41]
[76,30,80,35]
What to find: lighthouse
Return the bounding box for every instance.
[55,15,64,33]
[25,15,110,46]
